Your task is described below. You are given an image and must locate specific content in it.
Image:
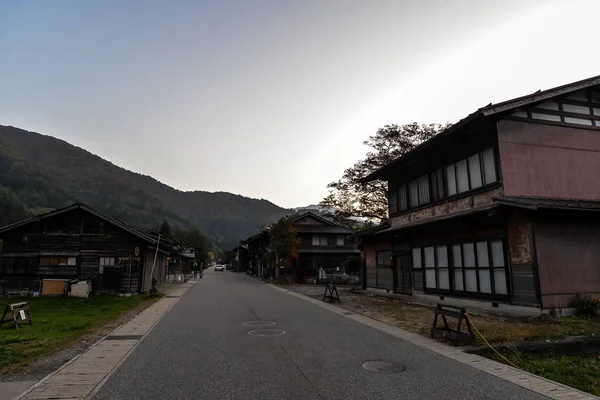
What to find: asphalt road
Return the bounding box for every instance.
[94,270,548,400]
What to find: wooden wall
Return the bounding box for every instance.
[498,119,600,200]
[533,213,600,309]
[0,208,154,293]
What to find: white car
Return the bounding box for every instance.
[215,265,225,271]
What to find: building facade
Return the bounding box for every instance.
[243,212,360,281]
[361,75,600,312]
[0,204,169,294]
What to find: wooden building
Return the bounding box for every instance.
[0,203,169,294]
[360,75,600,312]
[244,212,360,281]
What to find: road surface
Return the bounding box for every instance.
[94,270,547,400]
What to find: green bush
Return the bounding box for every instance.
[572,294,600,317]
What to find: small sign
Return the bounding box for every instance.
[0,302,32,329]
[134,247,139,256]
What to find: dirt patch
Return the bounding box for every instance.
[283,285,600,346]
[0,298,157,382]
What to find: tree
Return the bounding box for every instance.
[320,122,449,226]
[268,216,302,280]
[160,220,172,237]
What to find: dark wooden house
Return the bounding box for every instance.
[244,212,360,281]
[360,74,600,313]
[0,203,169,295]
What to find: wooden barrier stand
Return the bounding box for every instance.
[430,303,475,343]
[323,282,341,303]
[0,302,32,329]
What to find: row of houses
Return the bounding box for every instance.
[232,212,360,282]
[0,203,198,295]
[356,74,600,314]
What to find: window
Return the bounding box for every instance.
[389,148,498,214]
[446,164,457,196]
[437,246,449,290]
[412,248,422,269]
[312,235,328,246]
[408,175,430,209]
[418,175,430,204]
[398,186,408,211]
[389,188,398,214]
[481,148,497,184]
[468,154,482,189]
[413,239,508,298]
[408,180,419,208]
[417,246,450,291]
[424,246,435,288]
[431,169,444,201]
[99,257,116,274]
[376,251,392,267]
[336,236,345,246]
[456,159,469,193]
[40,256,69,265]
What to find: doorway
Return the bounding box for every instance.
[395,251,412,295]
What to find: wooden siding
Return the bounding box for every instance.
[506,211,539,306]
[498,119,600,200]
[533,215,600,309]
[390,187,503,229]
[0,208,155,293]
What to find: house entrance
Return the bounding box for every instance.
[395,251,412,295]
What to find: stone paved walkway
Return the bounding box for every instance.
[13,282,194,400]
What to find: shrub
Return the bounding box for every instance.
[572,294,600,317]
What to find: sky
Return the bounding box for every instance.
[1,0,600,208]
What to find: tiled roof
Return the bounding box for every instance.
[493,196,600,211]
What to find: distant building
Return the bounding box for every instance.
[242,212,360,282]
[0,203,170,294]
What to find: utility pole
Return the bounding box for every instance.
[147,233,161,294]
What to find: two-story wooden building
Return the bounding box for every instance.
[243,212,360,281]
[0,203,169,295]
[360,75,600,313]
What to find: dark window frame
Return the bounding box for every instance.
[411,237,509,300]
[376,250,392,268]
[388,147,500,217]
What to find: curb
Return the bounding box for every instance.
[12,283,195,400]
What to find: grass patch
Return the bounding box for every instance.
[491,352,600,396]
[0,294,159,373]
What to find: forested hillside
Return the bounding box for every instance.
[0,125,290,250]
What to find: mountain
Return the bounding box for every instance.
[0,125,290,250]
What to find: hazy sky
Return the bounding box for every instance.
[1,0,600,208]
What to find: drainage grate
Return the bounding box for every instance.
[343,312,354,315]
[165,295,181,298]
[243,320,276,326]
[106,335,143,340]
[248,329,286,337]
[362,360,406,374]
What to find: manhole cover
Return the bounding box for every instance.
[362,360,406,373]
[243,320,276,326]
[248,329,286,337]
